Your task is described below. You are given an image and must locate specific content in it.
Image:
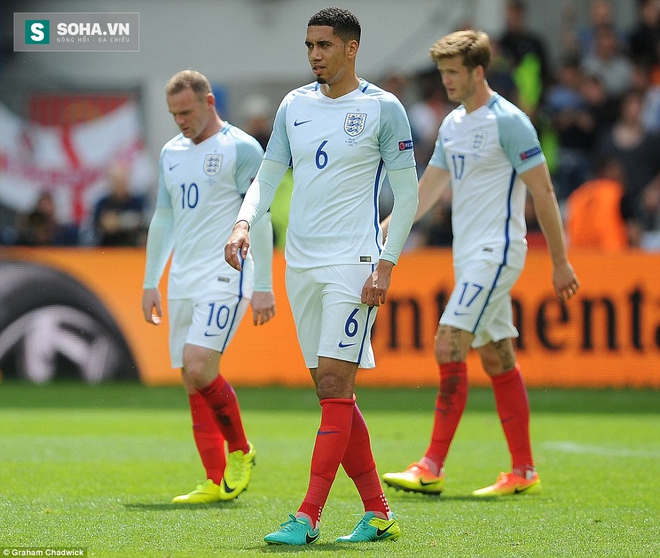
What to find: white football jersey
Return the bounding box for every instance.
[429,93,545,269]
[157,124,263,298]
[265,79,415,269]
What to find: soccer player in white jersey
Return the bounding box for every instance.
[225,8,418,546]
[382,30,580,497]
[141,70,275,504]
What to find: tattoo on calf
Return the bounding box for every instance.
[494,339,515,371]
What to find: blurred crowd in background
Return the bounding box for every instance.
[396,0,660,253]
[2,0,660,252]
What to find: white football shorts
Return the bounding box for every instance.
[440,257,522,348]
[167,267,253,369]
[285,264,377,369]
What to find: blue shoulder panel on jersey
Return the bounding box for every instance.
[491,94,545,174]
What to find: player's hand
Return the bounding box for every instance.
[553,262,580,301]
[250,291,276,325]
[142,288,162,325]
[225,221,250,271]
[361,259,394,307]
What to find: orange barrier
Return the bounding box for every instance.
[3,247,660,388]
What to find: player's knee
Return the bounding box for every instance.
[434,338,454,364]
[482,361,505,377]
[434,325,471,364]
[181,360,212,388]
[480,353,513,377]
[479,339,516,376]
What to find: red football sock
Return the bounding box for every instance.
[424,362,468,471]
[187,392,226,484]
[298,397,354,528]
[341,402,390,518]
[197,375,249,453]
[491,364,534,472]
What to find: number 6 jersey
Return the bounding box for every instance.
[265,79,415,269]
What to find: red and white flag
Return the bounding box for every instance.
[0,101,154,225]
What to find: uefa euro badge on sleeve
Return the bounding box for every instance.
[204,154,222,176]
[344,113,366,137]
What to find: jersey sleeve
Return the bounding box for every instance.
[377,94,416,171]
[264,95,292,165]
[234,131,265,195]
[380,167,418,264]
[143,207,174,289]
[155,147,173,209]
[428,126,448,170]
[143,149,174,288]
[497,108,546,174]
[236,158,288,227]
[250,211,273,291]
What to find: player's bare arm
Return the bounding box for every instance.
[141,288,162,325]
[224,220,250,271]
[415,165,451,222]
[361,259,394,307]
[521,163,580,301]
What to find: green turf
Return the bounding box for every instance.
[0,382,658,557]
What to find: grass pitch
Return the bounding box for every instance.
[0,382,658,557]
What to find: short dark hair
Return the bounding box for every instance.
[308,7,361,44]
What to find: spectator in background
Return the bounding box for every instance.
[580,71,619,134]
[566,155,641,250]
[581,23,634,104]
[486,37,520,107]
[575,0,625,57]
[408,69,453,171]
[544,54,597,201]
[596,88,660,232]
[240,94,273,151]
[14,191,77,246]
[498,0,552,118]
[379,73,411,106]
[420,186,453,248]
[630,61,660,133]
[92,161,148,246]
[628,0,660,69]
